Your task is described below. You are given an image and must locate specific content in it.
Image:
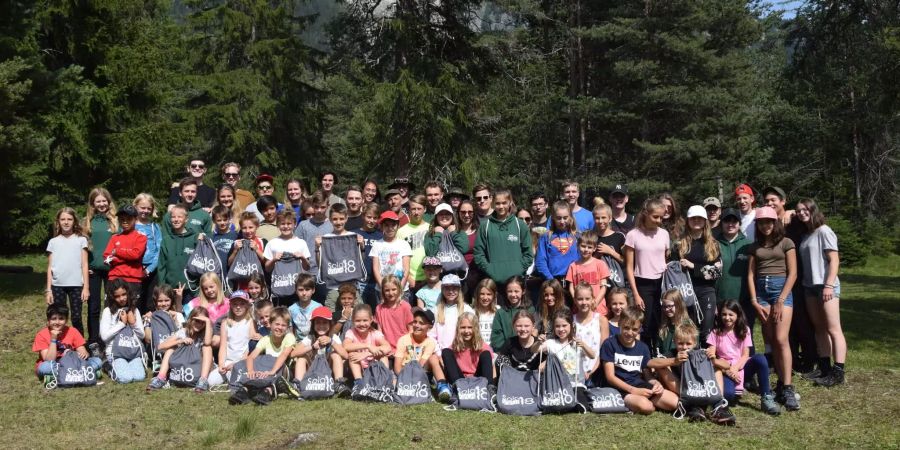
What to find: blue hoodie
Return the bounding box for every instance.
[534,230,579,279]
[135,222,162,273]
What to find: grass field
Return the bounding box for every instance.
[1,254,898,449]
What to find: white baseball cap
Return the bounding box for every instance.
[686,205,708,220]
[435,203,454,215]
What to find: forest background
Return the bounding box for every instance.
[1,0,897,262]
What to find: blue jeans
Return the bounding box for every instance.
[723,354,771,403]
[36,357,102,377]
[755,275,794,307]
[358,281,379,310]
[112,358,146,383]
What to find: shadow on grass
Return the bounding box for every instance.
[0,272,45,299]
[840,273,900,292]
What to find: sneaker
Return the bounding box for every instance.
[782,385,800,411]
[43,374,57,390]
[335,378,351,398]
[815,366,845,387]
[710,405,737,426]
[760,393,781,416]
[801,368,824,380]
[147,377,167,391]
[229,388,251,405]
[193,378,210,394]
[743,377,759,394]
[276,376,300,399]
[253,388,274,406]
[101,360,113,378]
[88,342,102,359]
[437,381,452,403]
[686,406,707,422]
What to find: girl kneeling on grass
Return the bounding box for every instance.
[147,306,222,393]
[343,304,391,390]
[600,307,678,415]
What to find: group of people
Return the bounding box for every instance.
[34,157,847,423]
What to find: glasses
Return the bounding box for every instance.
[459,210,474,215]
[662,303,676,310]
[476,196,491,201]
[258,185,273,191]
[190,163,205,169]
[224,172,239,178]
[521,216,532,222]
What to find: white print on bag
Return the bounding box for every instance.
[614,353,643,371]
[501,395,535,406]
[234,367,248,382]
[542,389,574,406]
[436,251,462,263]
[685,379,720,398]
[396,381,431,398]
[327,260,356,275]
[157,332,173,343]
[190,256,217,272]
[170,367,195,382]
[117,335,141,348]
[506,234,519,242]
[64,366,96,383]
[677,283,695,298]
[232,261,259,276]
[609,270,622,284]
[272,273,299,288]
[458,386,489,401]
[304,376,334,392]
[592,392,625,409]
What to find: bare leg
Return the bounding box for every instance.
[651,389,679,412]
[294,357,309,381]
[823,299,847,363]
[774,307,794,384]
[624,394,655,415]
[330,353,346,379]
[656,367,678,394]
[806,294,831,362]
[428,354,446,380]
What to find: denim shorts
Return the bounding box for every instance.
[805,280,841,300]
[755,275,794,307]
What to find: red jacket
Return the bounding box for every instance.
[103,229,148,283]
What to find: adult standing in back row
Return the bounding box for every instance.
[221,162,255,210]
[609,183,635,234]
[473,189,533,303]
[561,180,594,232]
[166,157,215,211]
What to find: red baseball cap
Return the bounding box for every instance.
[379,211,400,224]
[255,173,274,184]
[311,306,332,322]
[734,183,754,198]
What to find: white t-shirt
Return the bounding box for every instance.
[47,234,89,287]
[544,339,584,387]
[477,310,495,345]
[740,210,756,242]
[370,239,413,281]
[263,236,311,261]
[224,318,253,363]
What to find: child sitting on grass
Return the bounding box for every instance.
[147,306,222,393]
[393,309,451,402]
[343,304,391,390]
[33,304,103,388]
[229,307,296,405]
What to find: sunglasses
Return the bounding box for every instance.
[459,210,474,215]
[224,172,239,177]
[258,185,273,191]
[476,196,491,201]
[190,163,205,169]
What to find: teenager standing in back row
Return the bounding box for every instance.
[473,189,533,302]
[84,188,118,350]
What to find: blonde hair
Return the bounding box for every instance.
[198,272,225,306]
[436,284,466,325]
[132,193,158,219]
[215,185,244,225]
[674,322,699,346]
[658,288,690,341]
[451,312,483,353]
[473,278,498,315]
[677,217,720,262]
[550,200,577,234]
[83,187,118,237]
[380,275,403,305]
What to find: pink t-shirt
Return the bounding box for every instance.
[375,301,414,351]
[707,326,752,392]
[188,297,231,324]
[565,258,610,309]
[624,227,670,279]
[344,328,386,369]
[453,343,493,378]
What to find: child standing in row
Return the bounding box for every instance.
[572,283,606,382]
[46,208,90,337]
[158,204,199,302]
[374,275,414,352]
[103,205,148,302]
[474,279,498,345]
[85,187,118,348]
[133,193,163,311]
[565,231,610,315]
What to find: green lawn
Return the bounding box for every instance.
[1,254,898,449]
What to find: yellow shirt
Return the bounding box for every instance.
[395,333,436,367]
[256,333,296,357]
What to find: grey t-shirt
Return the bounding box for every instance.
[293,219,334,273]
[799,225,839,287]
[47,235,89,286]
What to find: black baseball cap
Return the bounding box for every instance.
[610,184,628,195]
[413,309,435,325]
[117,205,138,218]
[721,208,741,221]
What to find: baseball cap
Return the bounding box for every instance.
[388,177,415,191]
[610,184,628,195]
[117,205,139,218]
[383,188,401,198]
[422,256,442,268]
[763,186,787,200]
[434,203,453,215]
[702,197,721,208]
[441,273,462,286]
[378,211,400,224]
[755,206,777,221]
[446,187,469,200]
[734,183,754,198]
[311,306,333,322]
[686,205,708,220]
[255,173,274,184]
[230,290,252,304]
[721,208,741,221]
[413,309,435,325]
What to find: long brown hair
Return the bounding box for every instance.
[54,207,84,237]
[637,198,666,231]
[539,279,565,332]
[656,192,684,236]
[83,187,118,236]
[798,198,826,231]
[549,200,577,234]
[677,216,720,261]
[658,289,690,341]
